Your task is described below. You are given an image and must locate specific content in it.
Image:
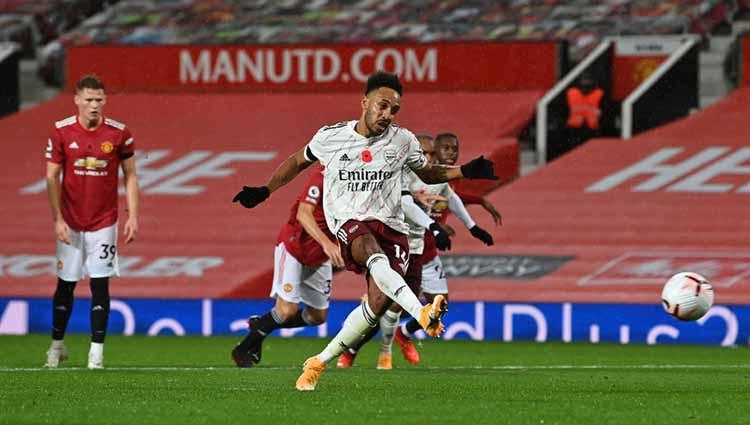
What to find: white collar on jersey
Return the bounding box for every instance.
[347,120,392,143]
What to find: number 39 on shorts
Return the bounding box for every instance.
[99,244,116,259]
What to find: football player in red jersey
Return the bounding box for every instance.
[231,166,344,367]
[44,75,139,369]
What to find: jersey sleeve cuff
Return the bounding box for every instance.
[304,145,318,162]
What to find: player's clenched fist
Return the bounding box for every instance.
[233,186,270,209]
[429,222,452,251]
[469,225,494,246]
[460,155,498,180]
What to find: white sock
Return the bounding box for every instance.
[89,342,104,357]
[366,254,423,320]
[399,323,410,338]
[379,310,400,355]
[317,300,377,364]
[51,340,64,350]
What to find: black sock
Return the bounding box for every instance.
[405,318,422,335]
[279,309,311,329]
[89,277,110,344]
[254,310,285,334]
[236,310,282,352]
[350,323,380,353]
[52,278,77,340]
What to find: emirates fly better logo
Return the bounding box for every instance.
[338,169,394,192]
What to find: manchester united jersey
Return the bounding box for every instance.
[305,120,427,236]
[276,167,335,266]
[46,116,135,231]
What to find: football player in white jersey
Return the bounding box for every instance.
[233,71,498,391]
[397,132,500,362]
[336,134,496,369]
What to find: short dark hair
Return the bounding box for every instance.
[76,75,105,92]
[365,71,402,96]
[434,132,459,145]
[415,133,433,141]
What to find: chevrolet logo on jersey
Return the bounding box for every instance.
[74,157,108,170]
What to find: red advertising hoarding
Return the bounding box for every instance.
[743,36,750,87]
[67,42,559,93]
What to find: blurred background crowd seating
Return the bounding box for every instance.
[1,0,746,86]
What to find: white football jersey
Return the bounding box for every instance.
[305,120,427,235]
[402,167,455,254]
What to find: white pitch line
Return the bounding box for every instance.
[0,364,749,372]
[432,364,750,370]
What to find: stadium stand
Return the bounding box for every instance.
[0,0,117,57]
[441,87,750,305]
[5,86,748,304]
[0,90,536,299]
[23,0,744,86]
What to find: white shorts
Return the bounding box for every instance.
[270,242,333,310]
[421,256,448,295]
[56,223,119,281]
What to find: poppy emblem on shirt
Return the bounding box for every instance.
[100,141,114,154]
[361,150,372,163]
[283,283,294,293]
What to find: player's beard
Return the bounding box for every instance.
[365,114,389,137]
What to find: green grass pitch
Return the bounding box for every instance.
[1,334,748,424]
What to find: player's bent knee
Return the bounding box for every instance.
[274,298,300,321]
[305,308,328,325]
[351,233,383,266]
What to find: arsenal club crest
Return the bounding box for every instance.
[384,149,397,165]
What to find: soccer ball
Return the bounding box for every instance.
[661,272,714,321]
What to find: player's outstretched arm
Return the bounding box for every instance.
[402,193,451,251]
[233,148,313,209]
[480,197,502,226]
[296,203,344,268]
[413,155,498,184]
[447,192,494,246]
